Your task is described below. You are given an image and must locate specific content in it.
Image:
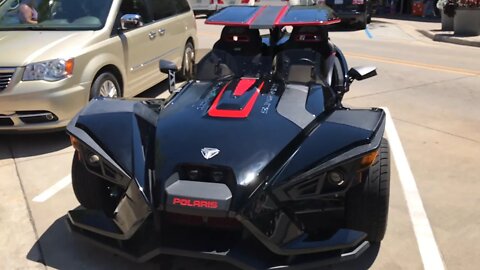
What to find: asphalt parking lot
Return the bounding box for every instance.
[1,16,479,270]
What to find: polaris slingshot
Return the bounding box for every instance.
[66,5,390,269]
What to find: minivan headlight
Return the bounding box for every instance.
[23,58,74,81]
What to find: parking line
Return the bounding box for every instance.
[365,27,373,39]
[32,175,71,203]
[347,53,480,77]
[383,107,445,270]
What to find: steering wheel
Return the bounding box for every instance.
[298,58,316,66]
[8,0,20,11]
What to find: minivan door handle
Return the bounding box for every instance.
[158,28,166,36]
[148,31,157,40]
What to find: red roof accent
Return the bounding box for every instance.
[233,78,256,96]
[208,82,265,118]
[275,18,342,27]
[273,5,289,25]
[246,5,267,25]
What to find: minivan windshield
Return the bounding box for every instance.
[0,0,113,30]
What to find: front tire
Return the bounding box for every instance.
[71,152,111,211]
[90,72,121,99]
[346,138,390,243]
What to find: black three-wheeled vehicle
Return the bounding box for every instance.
[67,5,390,270]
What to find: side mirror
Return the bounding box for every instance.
[160,60,178,93]
[348,66,377,83]
[120,14,143,30]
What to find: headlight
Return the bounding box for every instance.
[23,58,74,81]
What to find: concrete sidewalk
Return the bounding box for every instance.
[374,15,480,48]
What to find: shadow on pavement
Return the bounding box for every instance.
[374,14,440,23]
[29,216,380,270]
[27,216,238,270]
[0,131,71,160]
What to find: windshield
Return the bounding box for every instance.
[195,48,327,85]
[196,49,274,81]
[0,0,113,30]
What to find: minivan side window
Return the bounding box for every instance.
[149,0,175,21]
[174,0,191,14]
[119,0,151,24]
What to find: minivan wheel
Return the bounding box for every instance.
[177,42,195,81]
[91,72,121,99]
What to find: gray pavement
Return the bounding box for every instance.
[375,16,480,47]
[1,15,480,270]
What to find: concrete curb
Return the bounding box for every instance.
[417,29,480,48]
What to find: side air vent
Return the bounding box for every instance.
[286,175,325,199]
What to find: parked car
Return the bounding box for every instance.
[286,0,373,29]
[0,0,197,131]
[188,0,258,16]
[324,0,373,29]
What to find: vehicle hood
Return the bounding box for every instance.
[0,31,96,66]
[154,79,322,189]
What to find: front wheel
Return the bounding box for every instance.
[71,152,113,212]
[346,138,391,243]
[90,72,121,99]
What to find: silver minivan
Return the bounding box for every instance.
[0,0,197,131]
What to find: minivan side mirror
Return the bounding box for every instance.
[160,60,178,93]
[348,66,377,83]
[120,14,143,30]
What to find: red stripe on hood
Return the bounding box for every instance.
[208,81,264,118]
[233,78,257,96]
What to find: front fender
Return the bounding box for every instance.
[67,98,162,194]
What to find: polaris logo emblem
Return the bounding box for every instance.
[172,197,219,209]
[201,147,220,160]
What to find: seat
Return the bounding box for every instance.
[214,26,266,77]
[276,26,338,85]
[196,26,268,80]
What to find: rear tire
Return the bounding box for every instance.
[71,151,110,210]
[356,13,367,30]
[357,19,367,30]
[346,138,390,243]
[177,41,195,81]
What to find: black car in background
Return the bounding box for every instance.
[324,0,373,29]
[287,0,374,29]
